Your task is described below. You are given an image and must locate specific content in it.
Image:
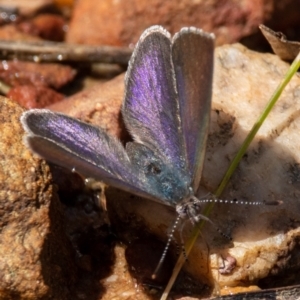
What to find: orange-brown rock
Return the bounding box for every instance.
[8,84,64,108]
[0,97,77,299]
[18,14,66,41]
[0,61,76,89]
[66,0,273,46]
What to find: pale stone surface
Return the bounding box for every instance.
[204,43,300,289]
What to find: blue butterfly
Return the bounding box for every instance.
[21,26,214,224]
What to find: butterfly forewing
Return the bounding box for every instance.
[122,26,189,173]
[172,28,214,192]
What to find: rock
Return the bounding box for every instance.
[205,43,300,290]
[0,61,77,89]
[66,0,273,46]
[0,60,76,108]
[0,24,41,41]
[18,14,66,41]
[8,84,64,108]
[0,0,53,17]
[0,97,77,299]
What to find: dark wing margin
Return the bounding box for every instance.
[172,27,214,192]
[122,26,189,173]
[20,109,155,200]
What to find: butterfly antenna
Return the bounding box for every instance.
[189,195,282,239]
[190,196,262,240]
[152,214,181,279]
[191,195,281,207]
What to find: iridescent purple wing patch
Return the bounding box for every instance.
[123,28,186,171]
[21,26,214,209]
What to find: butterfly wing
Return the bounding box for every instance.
[122,26,189,174]
[172,28,214,192]
[21,110,157,201]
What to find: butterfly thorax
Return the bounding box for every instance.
[126,142,191,206]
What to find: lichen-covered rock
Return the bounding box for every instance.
[0,97,77,299]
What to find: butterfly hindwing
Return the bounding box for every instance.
[172,28,214,192]
[21,110,157,200]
